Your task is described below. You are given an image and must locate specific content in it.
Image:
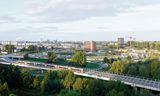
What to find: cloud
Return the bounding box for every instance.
[1,0,160,41]
[0,15,20,23]
[24,0,160,23]
[0,25,59,40]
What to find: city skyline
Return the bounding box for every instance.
[0,0,160,41]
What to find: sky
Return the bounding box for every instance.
[0,0,160,41]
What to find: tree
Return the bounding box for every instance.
[22,72,33,88]
[139,89,153,96]
[40,71,51,94]
[40,71,61,94]
[48,79,61,93]
[87,79,107,96]
[41,79,47,94]
[73,78,83,92]
[110,60,129,74]
[33,77,41,90]
[57,70,68,79]
[103,57,110,64]
[5,45,15,54]
[139,65,149,78]
[24,53,29,59]
[6,65,22,89]
[9,94,17,96]
[151,60,160,79]
[107,89,125,96]
[58,90,80,96]
[0,82,9,96]
[125,65,138,76]
[48,52,58,63]
[28,45,37,52]
[71,51,87,66]
[63,71,75,90]
[126,56,132,63]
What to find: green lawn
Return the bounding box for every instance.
[56,59,68,65]
[86,63,100,69]
[24,57,100,69]
[56,60,99,69]
[24,57,48,63]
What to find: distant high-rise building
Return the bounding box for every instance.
[118,38,124,45]
[84,41,96,52]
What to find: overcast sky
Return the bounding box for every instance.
[0,0,160,41]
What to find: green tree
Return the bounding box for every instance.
[6,65,22,88]
[28,45,37,52]
[110,60,129,74]
[24,53,29,59]
[139,65,149,78]
[107,89,125,96]
[41,79,47,94]
[139,89,153,96]
[71,51,87,66]
[48,79,61,93]
[0,82,9,96]
[40,71,52,94]
[103,57,110,64]
[5,45,15,54]
[22,72,33,88]
[151,60,160,79]
[63,71,75,90]
[58,90,80,96]
[125,65,138,76]
[87,79,107,96]
[40,71,60,94]
[57,70,68,79]
[126,56,132,63]
[33,77,41,90]
[9,94,17,96]
[48,52,58,63]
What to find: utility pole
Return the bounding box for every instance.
[126,36,136,50]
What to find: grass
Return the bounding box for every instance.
[86,63,100,69]
[56,59,68,66]
[56,59,100,69]
[87,55,121,60]
[24,57,48,63]
[24,57,100,69]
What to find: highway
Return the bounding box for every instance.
[81,70,160,91]
[0,60,160,92]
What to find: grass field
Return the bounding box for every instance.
[56,59,100,69]
[24,57,48,63]
[24,57,100,69]
[86,63,100,69]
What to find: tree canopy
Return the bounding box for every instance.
[71,51,87,66]
[0,64,159,96]
[5,45,15,54]
[48,52,58,63]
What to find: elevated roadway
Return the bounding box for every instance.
[0,59,160,92]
